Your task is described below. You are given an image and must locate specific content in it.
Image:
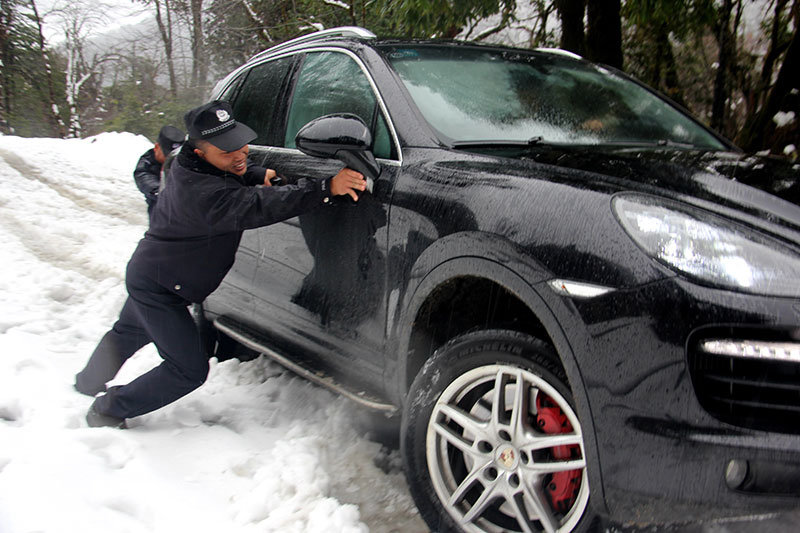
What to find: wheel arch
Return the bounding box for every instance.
[392,232,571,394]
[396,255,582,404]
[391,241,608,515]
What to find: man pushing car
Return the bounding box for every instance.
[74,100,366,428]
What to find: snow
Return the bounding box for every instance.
[0,133,425,533]
[324,0,351,9]
[773,110,796,128]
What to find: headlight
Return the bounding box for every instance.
[613,194,800,297]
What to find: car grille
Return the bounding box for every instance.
[689,331,800,435]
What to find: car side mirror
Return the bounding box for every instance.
[295,114,381,186]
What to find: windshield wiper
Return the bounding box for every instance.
[656,139,699,149]
[451,136,547,149]
[598,139,701,149]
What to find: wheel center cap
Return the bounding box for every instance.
[496,445,519,469]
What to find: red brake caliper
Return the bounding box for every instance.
[535,393,582,514]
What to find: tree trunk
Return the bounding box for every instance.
[190,0,205,91]
[646,21,685,107]
[586,0,622,69]
[739,27,800,152]
[760,0,789,92]
[0,0,14,131]
[30,0,67,136]
[764,24,800,147]
[63,19,92,138]
[742,0,790,133]
[65,42,82,138]
[711,0,735,134]
[556,0,585,56]
[154,0,177,96]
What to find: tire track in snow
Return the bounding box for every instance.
[0,147,146,226]
[0,208,123,283]
[0,148,135,283]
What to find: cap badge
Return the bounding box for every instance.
[216,109,230,122]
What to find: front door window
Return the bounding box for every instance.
[284,51,394,159]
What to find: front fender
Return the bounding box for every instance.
[389,236,607,514]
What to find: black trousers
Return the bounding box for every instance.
[75,269,208,419]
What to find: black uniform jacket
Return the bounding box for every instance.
[128,144,333,303]
[133,149,161,210]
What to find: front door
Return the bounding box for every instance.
[232,50,400,393]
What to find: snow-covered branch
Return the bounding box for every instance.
[324,0,350,9]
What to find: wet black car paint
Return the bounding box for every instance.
[384,148,800,522]
[203,35,800,526]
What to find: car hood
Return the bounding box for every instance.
[512,146,800,237]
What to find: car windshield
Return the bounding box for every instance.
[380,45,727,150]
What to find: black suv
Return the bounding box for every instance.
[202,26,800,533]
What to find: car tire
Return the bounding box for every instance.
[402,329,597,533]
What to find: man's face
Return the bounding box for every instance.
[194,142,249,176]
[154,143,166,164]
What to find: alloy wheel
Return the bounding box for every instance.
[426,364,589,533]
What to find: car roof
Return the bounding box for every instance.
[244,26,583,66]
[247,26,378,63]
[212,26,585,102]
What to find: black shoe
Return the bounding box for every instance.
[86,403,127,429]
[74,381,105,397]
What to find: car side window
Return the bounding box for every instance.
[218,74,244,103]
[284,51,394,159]
[228,57,294,146]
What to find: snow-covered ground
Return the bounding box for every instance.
[0,133,426,533]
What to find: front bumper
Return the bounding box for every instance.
[561,276,800,524]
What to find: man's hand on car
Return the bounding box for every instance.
[263,169,277,186]
[331,167,366,201]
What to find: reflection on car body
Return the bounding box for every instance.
[199,26,800,533]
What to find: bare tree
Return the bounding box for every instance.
[739,21,799,152]
[527,1,557,47]
[241,0,273,42]
[1,0,16,132]
[189,0,206,91]
[30,0,67,136]
[711,0,739,134]
[462,1,517,42]
[742,0,793,131]
[154,0,178,96]
[51,0,116,137]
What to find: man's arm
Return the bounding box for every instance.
[242,165,277,187]
[133,151,161,202]
[204,167,366,231]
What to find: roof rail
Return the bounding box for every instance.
[534,47,583,60]
[248,26,376,63]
